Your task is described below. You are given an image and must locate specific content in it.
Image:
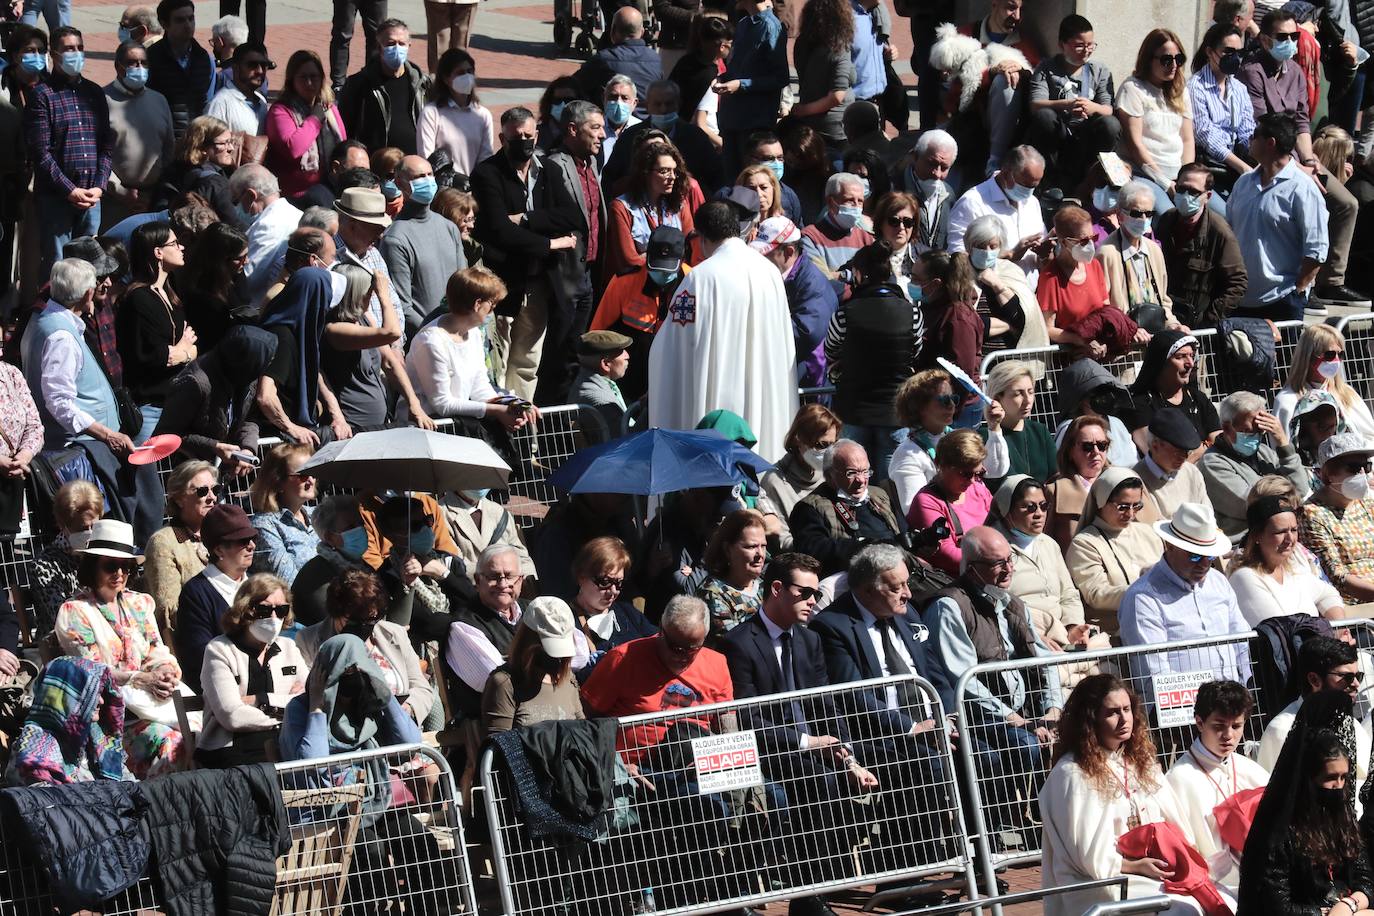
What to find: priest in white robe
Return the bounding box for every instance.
[1164,681,1269,892]
[648,200,799,462]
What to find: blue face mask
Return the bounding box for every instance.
[407,527,436,557]
[605,99,632,125]
[59,50,85,78]
[233,202,257,227]
[20,52,45,74]
[1173,190,1204,217]
[381,43,408,70]
[970,247,999,271]
[408,175,437,205]
[650,111,678,131]
[1233,430,1262,457]
[460,488,490,502]
[833,204,864,231]
[1123,215,1151,239]
[550,101,567,123]
[908,282,925,302]
[117,25,133,44]
[1092,186,1118,213]
[1006,181,1035,204]
[381,179,400,199]
[764,159,785,183]
[339,525,369,560]
[1269,38,1298,62]
[859,178,871,198]
[122,65,148,90]
[648,267,680,286]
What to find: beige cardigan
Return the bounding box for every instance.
[1066,520,1164,638]
[1008,532,1086,645]
[1097,228,1177,325]
[296,619,435,726]
[199,633,309,752]
[142,524,209,636]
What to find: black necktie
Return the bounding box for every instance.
[878,619,925,715]
[779,631,806,732]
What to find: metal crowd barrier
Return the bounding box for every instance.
[953,619,1374,901]
[0,742,478,915]
[480,674,977,916]
[1334,312,1374,413]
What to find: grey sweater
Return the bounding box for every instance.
[379,202,467,339]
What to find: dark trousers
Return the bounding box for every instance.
[330,0,387,89]
[1331,62,1369,134]
[1243,288,1310,322]
[1025,108,1121,188]
[910,11,952,129]
[78,438,165,550]
[219,0,265,44]
[534,272,594,406]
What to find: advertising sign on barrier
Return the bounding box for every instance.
[1153,671,1213,727]
[692,730,764,794]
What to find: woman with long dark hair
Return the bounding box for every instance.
[117,221,197,444]
[790,0,855,152]
[1041,673,1221,915]
[606,140,696,276]
[181,222,253,341]
[266,50,346,199]
[1242,691,1374,915]
[668,12,731,117]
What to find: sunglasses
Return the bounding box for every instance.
[886,216,916,229]
[1272,30,1299,41]
[786,581,822,601]
[249,601,291,620]
[1184,553,1212,564]
[99,558,136,575]
[1126,208,1156,219]
[1155,52,1186,68]
[954,467,986,480]
[1079,440,1110,454]
[1320,350,1344,361]
[192,484,225,500]
[1017,501,1049,513]
[1217,47,1241,58]
[1331,670,1367,685]
[1114,501,1145,513]
[287,470,314,481]
[935,394,961,408]
[662,633,705,655]
[1340,460,1373,475]
[592,574,624,590]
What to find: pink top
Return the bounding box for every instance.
[0,362,43,459]
[265,101,348,198]
[907,480,995,576]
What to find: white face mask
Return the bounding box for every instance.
[450,72,475,96]
[67,529,92,551]
[802,448,826,471]
[1342,472,1371,501]
[249,616,283,643]
[1318,358,1343,380]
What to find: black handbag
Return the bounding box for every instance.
[89,347,143,437]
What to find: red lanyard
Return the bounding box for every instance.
[1188,748,1237,801]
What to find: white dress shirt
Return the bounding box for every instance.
[30,301,97,435]
[446,605,590,691]
[202,563,247,606]
[855,597,924,713]
[205,84,269,135]
[946,173,1047,285]
[245,197,303,309]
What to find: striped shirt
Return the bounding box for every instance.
[26,73,114,195]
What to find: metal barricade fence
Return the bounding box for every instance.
[480,674,978,916]
[954,622,1374,901]
[0,742,479,915]
[1335,312,1374,411]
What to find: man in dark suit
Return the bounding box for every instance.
[810,543,960,869]
[469,106,578,401]
[537,100,608,405]
[722,553,876,916]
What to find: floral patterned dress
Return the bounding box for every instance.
[700,577,763,645]
[55,588,184,778]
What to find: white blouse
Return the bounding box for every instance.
[1115,77,1194,181]
[1228,549,1344,627]
[404,324,497,419]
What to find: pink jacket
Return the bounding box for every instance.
[908,480,994,576]
[265,101,347,198]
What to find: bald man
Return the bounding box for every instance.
[380,154,466,336]
[575,5,663,101]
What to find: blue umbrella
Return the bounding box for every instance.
[548,428,774,495]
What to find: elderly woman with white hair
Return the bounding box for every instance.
[961,214,1049,357]
[1096,178,1185,334]
[982,359,1056,488]
[1199,390,1311,538]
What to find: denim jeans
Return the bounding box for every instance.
[135,404,163,447]
[1244,288,1310,322]
[20,0,71,31]
[36,190,99,280]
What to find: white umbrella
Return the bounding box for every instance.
[297,428,512,493]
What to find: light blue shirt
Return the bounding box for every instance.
[849,0,886,100]
[251,507,319,584]
[928,588,1064,722]
[1186,67,1254,164]
[1228,158,1329,307]
[1118,560,1252,698]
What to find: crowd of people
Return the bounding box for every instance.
[8,0,1374,910]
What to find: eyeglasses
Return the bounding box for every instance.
[1114,501,1145,513]
[99,559,136,575]
[1155,52,1186,68]
[1016,501,1049,513]
[843,468,874,481]
[481,572,520,585]
[1079,440,1110,454]
[1330,670,1367,685]
[650,166,677,176]
[1126,208,1155,219]
[954,466,986,480]
[211,139,236,151]
[785,581,822,601]
[1272,30,1299,41]
[1068,41,1097,52]
[249,601,292,620]
[241,59,270,71]
[885,216,916,229]
[662,633,705,655]
[191,484,224,500]
[935,394,961,408]
[973,555,1015,572]
[1340,460,1373,475]
[592,574,624,590]
[161,238,185,250]
[1320,350,1344,361]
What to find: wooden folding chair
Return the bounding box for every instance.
[271,780,369,916]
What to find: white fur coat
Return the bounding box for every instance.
[928,21,1031,112]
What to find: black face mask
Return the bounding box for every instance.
[1218,52,1243,76]
[342,620,377,642]
[1316,785,1347,809]
[507,137,537,163]
[336,669,364,702]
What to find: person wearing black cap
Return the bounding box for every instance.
[1135,407,1210,524]
[588,223,688,403]
[204,40,273,135]
[573,330,633,435]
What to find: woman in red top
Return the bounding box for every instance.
[1037,205,1121,359]
[605,140,698,277]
